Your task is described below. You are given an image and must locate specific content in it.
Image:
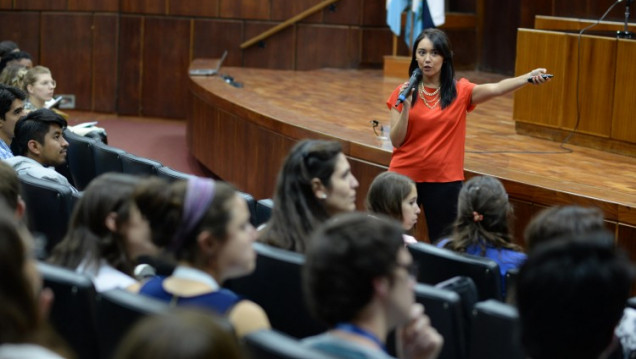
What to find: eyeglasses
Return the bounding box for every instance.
[395,262,418,279]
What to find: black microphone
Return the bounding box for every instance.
[395,68,422,107]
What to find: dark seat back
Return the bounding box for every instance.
[408,242,502,301]
[156,165,194,182]
[93,141,125,175]
[225,242,326,338]
[255,198,274,227]
[467,300,525,359]
[120,152,162,176]
[415,283,468,359]
[19,175,77,256]
[37,262,99,359]
[95,288,169,359]
[63,129,97,190]
[243,329,337,359]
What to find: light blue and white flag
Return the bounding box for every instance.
[386,0,409,36]
[404,0,445,47]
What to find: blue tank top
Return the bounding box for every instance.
[139,276,242,315]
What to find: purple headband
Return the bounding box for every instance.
[171,177,216,251]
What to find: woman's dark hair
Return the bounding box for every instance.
[134,177,237,264]
[408,28,456,109]
[444,175,520,254]
[259,139,343,253]
[114,308,243,359]
[366,171,415,223]
[49,173,142,276]
[524,205,606,252]
[0,50,31,74]
[0,40,19,58]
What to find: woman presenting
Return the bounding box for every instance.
[387,28,550,242]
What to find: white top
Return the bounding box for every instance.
[77,258,136,292]
[171,266,220,290]
[0,344,65,359]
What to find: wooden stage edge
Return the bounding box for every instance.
[186,61,636,254]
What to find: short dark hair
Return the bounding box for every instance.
[0,41,19,58]
[303,212,404,327]
[366,171,415,222]
[524,205,606,252]
[10,108,67,156]
[516,231,633,359]
[0,84,25,121]
[0,50,31,73]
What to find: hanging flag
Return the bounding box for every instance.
[404,0,445,47]
[386,0,409,36]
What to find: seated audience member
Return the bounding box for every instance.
[4,108,78,194]
[436,175,525,297]
[259,139,359,253]
[524,205,605,252]
[0,40,19,59]
[516,232,633,359]
[366,171,420,244]
[303,212,443,359]
[0,64,28,90]
[0,84,26,159]
[114,308,242,359]
[0,50,32,73]
[49,173,156,292]
[0,205,71,359]
[523,205,634,357]
[134,176,270,337]
[0,161,25,218]
[23,66,55,111]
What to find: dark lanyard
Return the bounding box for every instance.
[335,323,387,353]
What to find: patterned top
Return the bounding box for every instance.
[0,138,13,159]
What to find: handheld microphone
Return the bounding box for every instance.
[395,68,422,107]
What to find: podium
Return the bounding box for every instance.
[513,25,636,156]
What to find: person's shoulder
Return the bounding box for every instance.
[303,333,396,359]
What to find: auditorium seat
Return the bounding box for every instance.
[37,262,99,359]
[628,296,636,309]
[255,198,274,227]
[239,192,257,226]
[120,152,162,176]
[243,329,337,359]
[95,288,168,359]
[414,283,470,359]
[407,242,502,301]
[18,175,77,257]
[505,268,519,302]
[93,140,126,175]
[63,129,97,190]
[156,165,194,182]
[225,242,326,338]
[467,300,525,359]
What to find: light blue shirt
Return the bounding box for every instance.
[0,138,13,159]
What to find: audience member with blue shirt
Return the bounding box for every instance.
[0,84,26,159]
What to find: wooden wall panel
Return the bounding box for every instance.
[193,19,243,67]
[0,0,12,9]
[121,0,165,14]
[479,0,519,74]
[219,0,270,20]
[117,16,142,115]
[68,0,118,12]
[40,13,93,110]
[0,11,40,63]
[519,0,552,28]
[361,28,393,66]
[244,124,293,199]
[323,0,362,26]
[142,17,190,118]
[92,14,118,112]
[13,0,65,10]
[611,40,636,143]
[296,25,360,70]
[362,0,385,26]
[271,0,322,23]
[617,224,636,262]
[169,0,217,17]
[243,22,294,70]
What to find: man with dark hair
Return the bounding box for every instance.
[4,108,77,193]
[0,84,26,159]
[303,212,442,359]
[0,50,32,73]
[516,231,633,359]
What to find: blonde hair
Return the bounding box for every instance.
[23,65,51,94]
[0,64,28,89]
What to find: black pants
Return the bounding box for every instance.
[416,181,463,243]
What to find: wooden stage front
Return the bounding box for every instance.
[186,60,636,253]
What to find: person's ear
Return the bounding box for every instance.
[373,276,390,299]
[15,196,26,219]
[104,212,118,232]
[26,83,34,95]
[197,230,219,257]
[311,178,327,200]
[27,139,40,155]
